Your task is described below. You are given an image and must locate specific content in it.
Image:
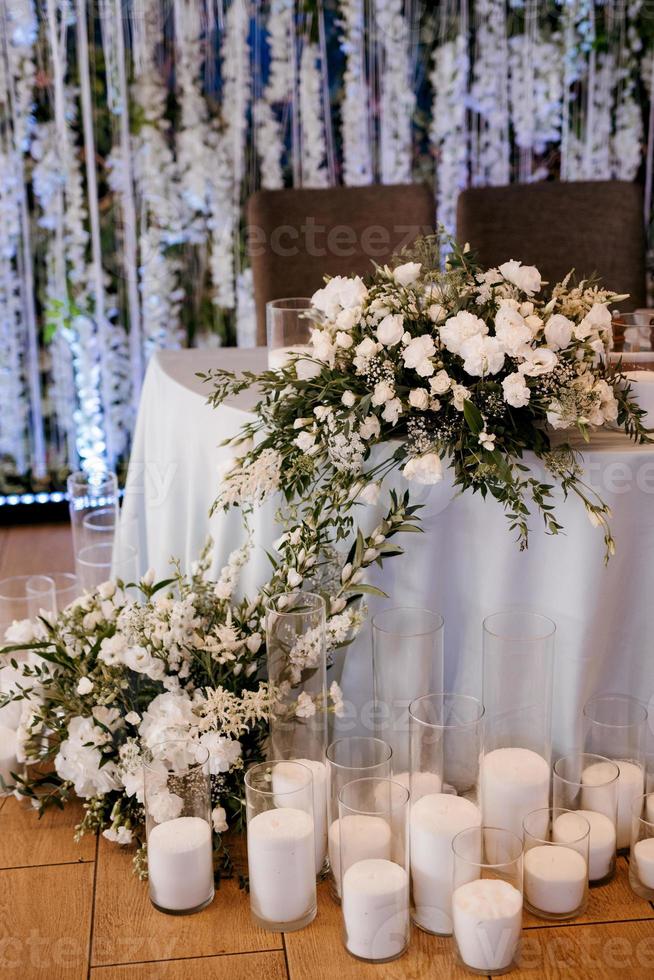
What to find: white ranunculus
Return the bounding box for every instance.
[376,313,404,347]
[402,452,443,485]
[519,347,558,376]
[123,645,165,681]
[409,388,430,410]
[359,415,381,440]
[372,380,395,406]
[440,310,488,355]
[459,334,505,376]
[498,260,542,296]
[393,261,422,286]
[494,304,532,356]
[430,369,451,394]
[403,334,436,372]
[544,314,574,350]
[502,372,531,408]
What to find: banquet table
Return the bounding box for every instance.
[118,348,654,757]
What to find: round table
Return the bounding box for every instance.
[119,348,654,756]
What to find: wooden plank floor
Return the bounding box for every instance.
[1,524,654,978]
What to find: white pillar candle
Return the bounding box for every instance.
[268,345,312,371]
[524,845,586,915]
[328,814,391,895]
[392,770,443,801]
[273,759,327,874]
[480,748,550,843]
[148,816,214,912]
[633,838,654,889]
[410,793,481,934]
[247,807,316,925]
[452,879,523,973]
[0,724,18,795]
[583,759,643,850]
[580,760,620,822]
[553,810,615,882]
[342,858,409,961]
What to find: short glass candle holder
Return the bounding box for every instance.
[338,777,410,963]
[326,736,393,899]
[408,693,484,935]
[552,753,619,884]
[451,826,524,976]
[522,808,589,921]
[144,741,214,916]
[583,694,648,851]
[266,298,313,371]
[245,760,317,932]
[26,572,79,613]
[629,793,654,900]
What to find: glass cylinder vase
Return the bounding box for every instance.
[523,808,589,921]
[338,777,410,963]
[408,693,484,935]
[245,760,317,931]
[481,612,555,844]
[372,606,444,778]
[629,792,654,900]
[552,753,619,884]
[144,740,214,915]
[326,736,393,899]
[583,694,648,851]
[67,470,119,572]
[266,298,313,370]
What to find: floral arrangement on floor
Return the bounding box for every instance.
[0,495,418,872]
[206,235,650,561]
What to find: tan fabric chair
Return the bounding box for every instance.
[456,181,646,308]
[247,184,435,343]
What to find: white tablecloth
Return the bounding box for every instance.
[120,349,654,756]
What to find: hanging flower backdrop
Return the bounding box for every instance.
[0,0,651,492]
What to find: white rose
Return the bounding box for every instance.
[451,384,470,411]
[430,369,451,394]
[335,307,359,331]
[335,331,353,349]
[440,310,488,355]
[393,261,422,286]
[76,677,93,696]
[498,260,542,296]
[459,334,505,376]
[409,388,430,410]
[372,380,395,406]
[502,372,531,408]
[382,398,402,424]
[359,415,381,440]
[376,313,404,346]
[494,304,532,356]
[341,390,356,407]
[544,314,574,350]
[519,348,558,376]
[403,334,436,370]
[402,452,443,485]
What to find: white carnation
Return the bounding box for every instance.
[440,311,488,355]
[494,303,532,356]
[459,335,505,376]
[498,260,541,296]
[502,373,531,408]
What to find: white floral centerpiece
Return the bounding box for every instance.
[206,235,650,560]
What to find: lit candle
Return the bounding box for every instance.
[268,345,312,371]
[452,879,523,973]
[410,793,481,934]
[328,813,391,895]
[273,759,327,874]
[480,748,550,842]
[148,816,214,913]
[633,838,654,889]
[342,858,409,961]
[0,724,18,795]
[553,809,615,882]
[524,845,586,915]
[247,807,316,925]
[583,760,644,850]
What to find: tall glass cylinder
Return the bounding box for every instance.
[408,694,484,935]
[372,607,444,777]
[481,612,555,843]
[266,298,313,370]
[523,808,589,921]
[245,760,316,931]
[67,470,119,569]
[629,793,654,900]
[452,826,524,976]
[76,542,139,592]
[338,777,410,963]
[144,740,214,915]
[583,694,648,851]
[552,753,619,884]
[0,575,56,729]
[326,736,393,898]
[26,573,79,612]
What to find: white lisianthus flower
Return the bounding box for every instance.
[103,825,133,845]
[341,390,356,407]
[372,380,395,406]
[403,334,436,368]
[478,430,496,451]
[311,275,367,318]
[393,261,422,286]
[287,569,303,589]
[430,370,451,394]
[382,398,402,424]
[359,415,381,440]
[199,732,242,775]
[295,692,317,718]
[451,384,470,411]
[440,311,488,355]
[376,313,404,346]
[335,331,353,349]
[402,452,443,485]
[148,789,184,824]
[459,335,505,376]
[123,645,165,681]
[519,348,558,376]
[575,303,612,341]
[76,677,93,696]
[502,373,531,408]
[498,260,542,296]
[544,314,574,350]
[212,806,229,833]
[246,633,262,653]
[98,581,117,600]
[409,388,430,410]
[494,303,532,356]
